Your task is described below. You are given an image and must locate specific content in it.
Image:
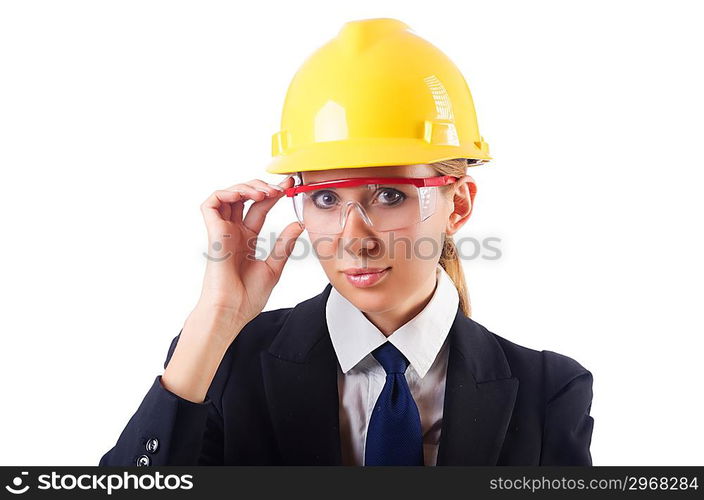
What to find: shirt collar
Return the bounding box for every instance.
[325,264,460,379]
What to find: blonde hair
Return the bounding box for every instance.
[428,158,477,318]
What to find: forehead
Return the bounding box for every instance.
[300,164,436,183]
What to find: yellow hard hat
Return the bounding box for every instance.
[265,17,491,175]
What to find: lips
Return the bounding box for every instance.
[342,267,391,288]
[342,267,390,276]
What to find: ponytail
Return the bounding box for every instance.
[439,234,471,317]
[432,157,478,318]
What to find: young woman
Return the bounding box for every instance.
[99,18,594,467]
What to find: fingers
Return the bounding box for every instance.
[222,178,293,228]
[229,184,268,222]
[200,176,294,230]
[246,178,288,197]
[265,220,305,278]
[221,178,288,202]
[242,176,295,233]
[200,189,249,228]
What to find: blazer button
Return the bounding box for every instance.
[145,437,159,454]
[135,454,151,466]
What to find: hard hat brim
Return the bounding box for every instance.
[264,137,491,175]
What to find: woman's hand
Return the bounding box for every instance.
[162,175,303,404]
[195,175,304,341]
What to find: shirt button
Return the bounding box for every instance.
[145,437,159,454]
[135,454,151,466]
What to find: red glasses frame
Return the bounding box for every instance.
[283,175,458,197]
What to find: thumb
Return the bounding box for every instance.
[265,221,304,278]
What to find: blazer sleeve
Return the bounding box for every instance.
[539,352,595,466]
[98,330,228,466]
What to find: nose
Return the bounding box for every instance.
[339,202,380,255]
[339,201,373,234]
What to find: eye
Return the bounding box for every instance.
[375,187,406,206]
[310,190,339,209]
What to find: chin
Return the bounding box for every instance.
[337,280,395,313]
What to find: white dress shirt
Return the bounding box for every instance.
[325,264,460,466]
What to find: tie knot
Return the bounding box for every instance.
[372,342,409,374]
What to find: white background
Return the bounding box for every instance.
[1,0,702,466]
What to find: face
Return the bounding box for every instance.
[300,164,476,315]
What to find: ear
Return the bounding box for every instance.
[445,175,477,236]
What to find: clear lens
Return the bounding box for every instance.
[292,184,438,234]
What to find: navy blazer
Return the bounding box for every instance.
[99,283,594,466]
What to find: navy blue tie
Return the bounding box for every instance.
[364,342,424,465]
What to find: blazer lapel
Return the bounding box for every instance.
[436,307,520,465]
[260,283,342,465]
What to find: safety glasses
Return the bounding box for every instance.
[284,175,458,234]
